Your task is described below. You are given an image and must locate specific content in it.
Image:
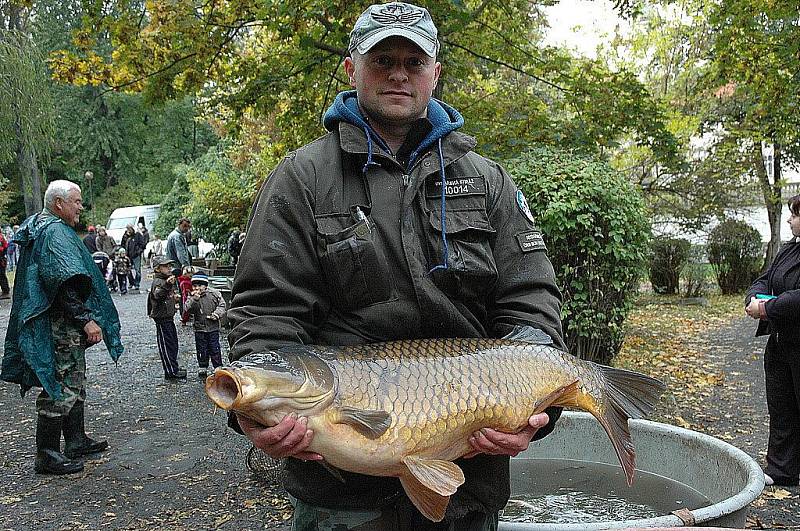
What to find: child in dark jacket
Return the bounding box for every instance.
[113,248,133,295]
[147,257,186,379]
[183,273,226,378]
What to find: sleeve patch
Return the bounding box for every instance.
[516,231,547,253]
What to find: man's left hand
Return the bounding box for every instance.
[464,412,549,458]
[84,320,102,346]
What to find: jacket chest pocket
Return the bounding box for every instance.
[315,213,393,311]
[427,208,498,299]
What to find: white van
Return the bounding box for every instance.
[106,204,161,243]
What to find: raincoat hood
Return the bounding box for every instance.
[1,210,124,399]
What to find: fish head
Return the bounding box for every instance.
[205,348,336,426]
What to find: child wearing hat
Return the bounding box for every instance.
[183,272,226,378]
[147,256,187,379]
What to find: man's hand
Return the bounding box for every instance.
[464,412,549,458]
[237,413,323,461]
[84,320,102,346]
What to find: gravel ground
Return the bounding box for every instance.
[0,274,292,530]
[0,276,798,529]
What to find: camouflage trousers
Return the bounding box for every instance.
[291,497,499,531]
[36,311,87,418]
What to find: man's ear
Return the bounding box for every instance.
[344,57,356,86]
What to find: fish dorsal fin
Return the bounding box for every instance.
[402,456,465,496]
[532,380,580,414]
[502,325,553,345]
[332,406,391,439]
[399,464,459,523]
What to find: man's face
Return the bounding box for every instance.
[344,37,441,130]
[179,221,191,234]
[54,189,83,227]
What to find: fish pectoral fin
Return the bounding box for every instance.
[333,406,391,439]
[321,461,346,483]
[399,470,452,523]
[402,456,465,496]
[532,380,580,414]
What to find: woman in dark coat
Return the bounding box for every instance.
[746,194,800,487]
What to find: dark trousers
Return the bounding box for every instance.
[194,330,222,369]
[0,262,9,294]
[116,273,128,294]
[131,255,142,288]
[292,498,498,531]
[155,319,180,377]
[764,334,800,483]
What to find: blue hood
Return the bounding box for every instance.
[323,90,464,166]
[323,90,465,273]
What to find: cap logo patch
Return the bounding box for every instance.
[372,4,425,26]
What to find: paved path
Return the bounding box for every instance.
[680,315,800,529]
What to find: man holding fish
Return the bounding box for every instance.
[227,2,568,529]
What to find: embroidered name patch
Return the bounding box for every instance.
[516,231,547,253]
[426,176,486,198]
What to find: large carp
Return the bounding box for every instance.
[205,329,665,522]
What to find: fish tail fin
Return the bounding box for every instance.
[586,365,666,486]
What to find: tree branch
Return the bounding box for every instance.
[441,38,569,93]
[312,39,347,57]
[101,51,198,96]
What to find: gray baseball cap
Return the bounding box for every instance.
[349,2,439,57]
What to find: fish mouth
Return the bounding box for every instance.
[205,369,241,410]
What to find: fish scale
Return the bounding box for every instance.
[206,333,665,522]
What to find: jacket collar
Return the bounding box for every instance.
[337,121,476,169]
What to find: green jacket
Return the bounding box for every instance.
[1,210,124,399]
[228,94,565,519]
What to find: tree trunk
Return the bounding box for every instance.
[17,142,43,216]
[755,142,782,268]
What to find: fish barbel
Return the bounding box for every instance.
[205,330,665,522]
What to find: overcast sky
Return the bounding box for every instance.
[543,0,627,58]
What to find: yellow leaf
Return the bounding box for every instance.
[764,488,795,500]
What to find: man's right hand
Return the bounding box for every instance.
[84,320,102,345]
[237,413,322,461]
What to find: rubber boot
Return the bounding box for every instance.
[63,401,109,459]
[34,415,84,475]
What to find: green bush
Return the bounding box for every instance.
[153,170,192,240]
[153,146,254,248]
[681,246,711,298]
[707,220,762,294]
[510,146,650,365]
[649,237,691,294]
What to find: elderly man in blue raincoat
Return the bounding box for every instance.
[1,180,124,475]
